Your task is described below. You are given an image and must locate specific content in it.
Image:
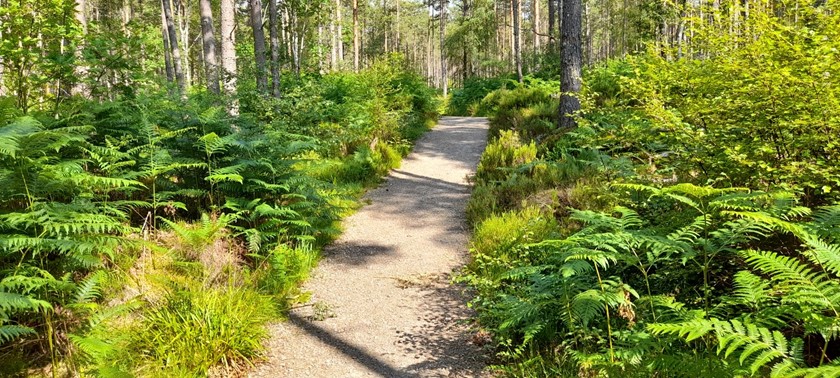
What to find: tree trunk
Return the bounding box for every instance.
[199,0,220,94]
[176,0,191,87]
[220,0,238,114]
[462,0,469,84]
[330,14,337,69]
[72,0,88,96]
[533,0,540,51]
[162,0,184,91]
[439,0,447,96]
[512,0,522,82]
[353,0,360,72]
[161,5,174,82]
[558,0,581,129]
[548,0,556,49]
[337,0,344,64]
[250,0,268,93]
[269,0,281,97]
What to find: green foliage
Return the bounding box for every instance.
[465,8,840,370]
[466,182,840,376]
[131,286,275,375]
[0,57,440,373]
[447,76,507,116]
[477,77,560,139]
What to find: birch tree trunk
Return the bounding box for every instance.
[72,0,88,96]
[337,0,344,64]
[199,0,220,94]
[269,0,281,97]
[220,0,238,114]
[161,4,174,82]
[353,0,360,72]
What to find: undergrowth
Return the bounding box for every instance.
[461,3,840,376]
[0,55,440,376]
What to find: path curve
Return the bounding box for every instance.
[249,117,490,377]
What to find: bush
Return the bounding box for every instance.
[447,76,507,116]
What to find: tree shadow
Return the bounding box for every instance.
[287,312,420,377]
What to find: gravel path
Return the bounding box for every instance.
[248,117,491,378]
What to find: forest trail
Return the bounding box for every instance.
[248,117,491,377]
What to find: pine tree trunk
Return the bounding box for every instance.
[533,0,540,51]
[558,0,581,129]
[250,0,268,93]
[439,0,447,96]
[162,0,184,91]
[513,0,522,82]
[269,0,281,97]
[353,0,360,72]
[548,0,556,49]
[199,0,220,94]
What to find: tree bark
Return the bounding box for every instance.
[250,0,268,93]
[533,0,540,51]
[439,0,448,96]
[337,0,344,64]
[72,0,88,96]
[220,0,238,115]
[353,0,360,72]
[199,0,220,94]
[512,0,522,82]
[558,0,581,129]
[462,0,469,83]
[548,0,556,49]
[269,0,281,97]
[162,0,184,91]
[161,5,174,82]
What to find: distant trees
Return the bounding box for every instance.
[2,0,810,107]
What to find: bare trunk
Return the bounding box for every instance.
[72,0,88,96]
[462,0,469,83]
[161,6,174,82]
[533,0,540,51]
[199,0,220,94]
[250,0,268,93]
[440,0,447,96]
[548,0,556,49]
[162,0,184,91]
[220,0,238,114]
[353,0,360,71]
[176,0,191,87]
[269,0,281,97]
[337,0,344,63]
[513,0,522,82]
[330,14,337,69]
[558,0,581,129]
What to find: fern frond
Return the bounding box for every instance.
[0,325,36,343]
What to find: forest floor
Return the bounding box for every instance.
[247,117,492,377]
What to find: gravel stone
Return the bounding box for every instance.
[247,117,492,378]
